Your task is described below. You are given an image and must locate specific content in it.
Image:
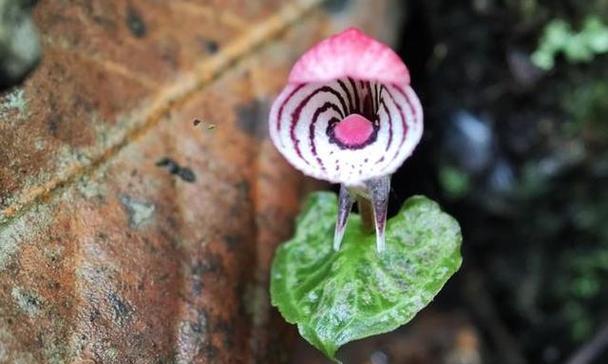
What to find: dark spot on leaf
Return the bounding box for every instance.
[236,99,269,139]
[212,318,236,349]
[185,310,208,337]
[190,320,203,334]
[236,180,250,196]
[12,288,42,316]
[200,343,219,359]
[126,6,146,38]
[192,254,224,276]
[192,279,203,295]
[197,36,220,54]
[48,113,61,136]
[156,157,197,183]
[108,292,132,325]
[190,253,226,294]
[25,295,41,308]
[89,307,100,322]
[178,167,196,182]
[204,39,220,54]
[156,157,180,174]
[193,118,201,126]
[223,234,241,248]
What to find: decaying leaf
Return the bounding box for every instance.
[0,0,403,362]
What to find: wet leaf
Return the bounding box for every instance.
[271,192,462,361]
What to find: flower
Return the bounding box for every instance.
[269,28,423,252]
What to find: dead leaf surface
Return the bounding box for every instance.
[0,0,402,362]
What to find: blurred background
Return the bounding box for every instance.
[0,0,607,363]
[298,0,608,363]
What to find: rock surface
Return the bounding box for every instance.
[0,0,41,89]
[0,0,403,362]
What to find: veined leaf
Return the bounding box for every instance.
[271,192,462,361]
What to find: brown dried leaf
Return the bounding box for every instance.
[0,0,402,362]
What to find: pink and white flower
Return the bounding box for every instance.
[269,28,423,252]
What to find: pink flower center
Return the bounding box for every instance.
[334,114,374,147]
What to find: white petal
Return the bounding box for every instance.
[269,79,423,186]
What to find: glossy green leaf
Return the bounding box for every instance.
[270,192,462,362]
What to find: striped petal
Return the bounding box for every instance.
[269,28,424,253]
[269,77,423,186]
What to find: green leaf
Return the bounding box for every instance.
[270,192,462,362]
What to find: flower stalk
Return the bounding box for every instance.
[357,196,374,233]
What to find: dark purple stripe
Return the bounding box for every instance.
[383,86,408,163]
[374,83,381,114]
[366,81,374,115]
[277,84,306,132]
[290,86,347,164]
[380,99,393,152]
[348,77,360,112]
[392,84,419,121]
[323,86,348,118]
[337,79,353,114]
[309,103,341,171]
